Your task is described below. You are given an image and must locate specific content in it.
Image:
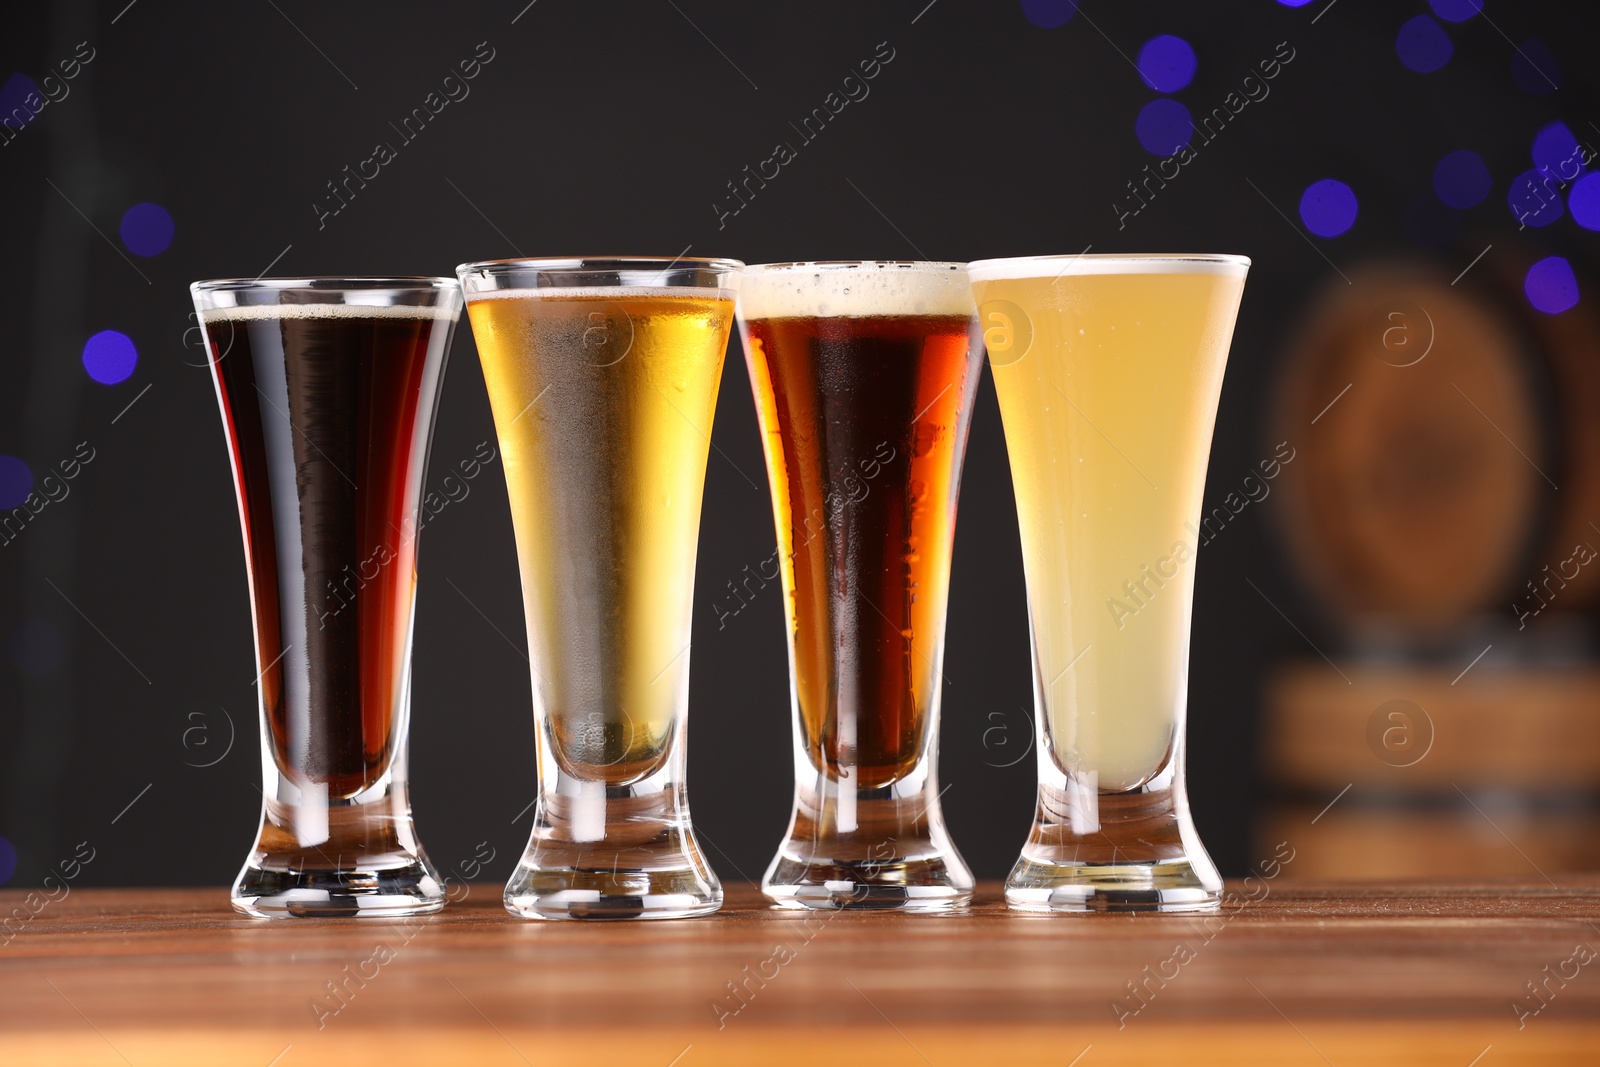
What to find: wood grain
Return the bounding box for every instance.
[2,882,1599,1065]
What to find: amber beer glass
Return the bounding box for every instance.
[192,277,460,917]
[968,254,1249,912]
[459,257,740,920]
[738,261,980,910]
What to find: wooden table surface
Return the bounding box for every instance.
[2,881,1598,1066]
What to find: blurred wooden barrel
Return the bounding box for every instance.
[1261,250,1600,878]
[1259,662,1600,879]
[1269,255,1600,629]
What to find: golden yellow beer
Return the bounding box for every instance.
[970,259,1246,792]
[469,288,734,783]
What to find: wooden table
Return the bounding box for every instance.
[2,881,1598,1065]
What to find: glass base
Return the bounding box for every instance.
[1006,775,1220,914]
[764,853,971,911]
[504,865,720,920]
[233,857,445,918]
[1005,856,1220,913]
[232,773,444,918]
[762,781,973,912]
[504,778,721,921]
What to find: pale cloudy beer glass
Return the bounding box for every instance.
[968,254,1248,912]
[459,257,739,920]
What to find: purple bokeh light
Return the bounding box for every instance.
[1433,150,1491,209]
[0,74,41,128]
[1396,15,1453,74]
[1507,168,1564,228]
[1525,256,1578,314]
[1137,35,1197,93]
[1569,173,1600,231]
[119,202,174,257]
[1135,98,1192,157]
[1020,0,1076,28]
[1429,0,1482,22]
[82,330,138,385]
[1299,179,1358,237]
[1532,121,1585,183]
[0,455,32,508]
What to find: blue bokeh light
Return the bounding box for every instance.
[1020,0,1076,28]
[0,74,41,128]
[0,455,31,508]
[9,619,65,677]
[1507,168,1564,228]
[119,202,174,257]
[1404,193,1460,247]
[1299,179,1358,237]
[1396,15,1453,73]
[1433,150,1491,209]
[1137,35,1197,93]
[1274,0,1316,6]
[82,329,137,385]
[1525,256,1578,315]
[1569,173,1600,231]
[1532,121,1584,182]
[0,836,16,887]
[1429,0,1482,22]
[1512,38,1563,95]
[1135,98,1191,157]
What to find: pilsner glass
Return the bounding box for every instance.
[738,261,980,910]
[192,277,460,917]
[968,254,1249,912]
[458,256,739,920]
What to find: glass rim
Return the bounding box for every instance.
[191,276,458,294]
[455,255,744,278]
[743,260,968,273]
[966,253,1250,279]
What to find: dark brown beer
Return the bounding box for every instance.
[206,304,452,798]
[742,313,982,789]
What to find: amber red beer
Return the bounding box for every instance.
[739,261,980,910]
[194,277,459,918]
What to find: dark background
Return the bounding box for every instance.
[0,0,1595,890]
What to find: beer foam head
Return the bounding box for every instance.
[738,262,975,319]
[464,286,734,303]
[966,254,1250,281]
[199,302,459,323]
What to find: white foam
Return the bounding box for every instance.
[737,262,975,319]
[200,302,459,323]
[464,285,734,303]
[966,254,1250,281]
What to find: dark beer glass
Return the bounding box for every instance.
[738,261,980,910]
[192,277,460,917]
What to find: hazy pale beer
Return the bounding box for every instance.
[460,257,739,920]
[969,254,1249,912]
[193,277,460,918]
[739,262,979,910]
